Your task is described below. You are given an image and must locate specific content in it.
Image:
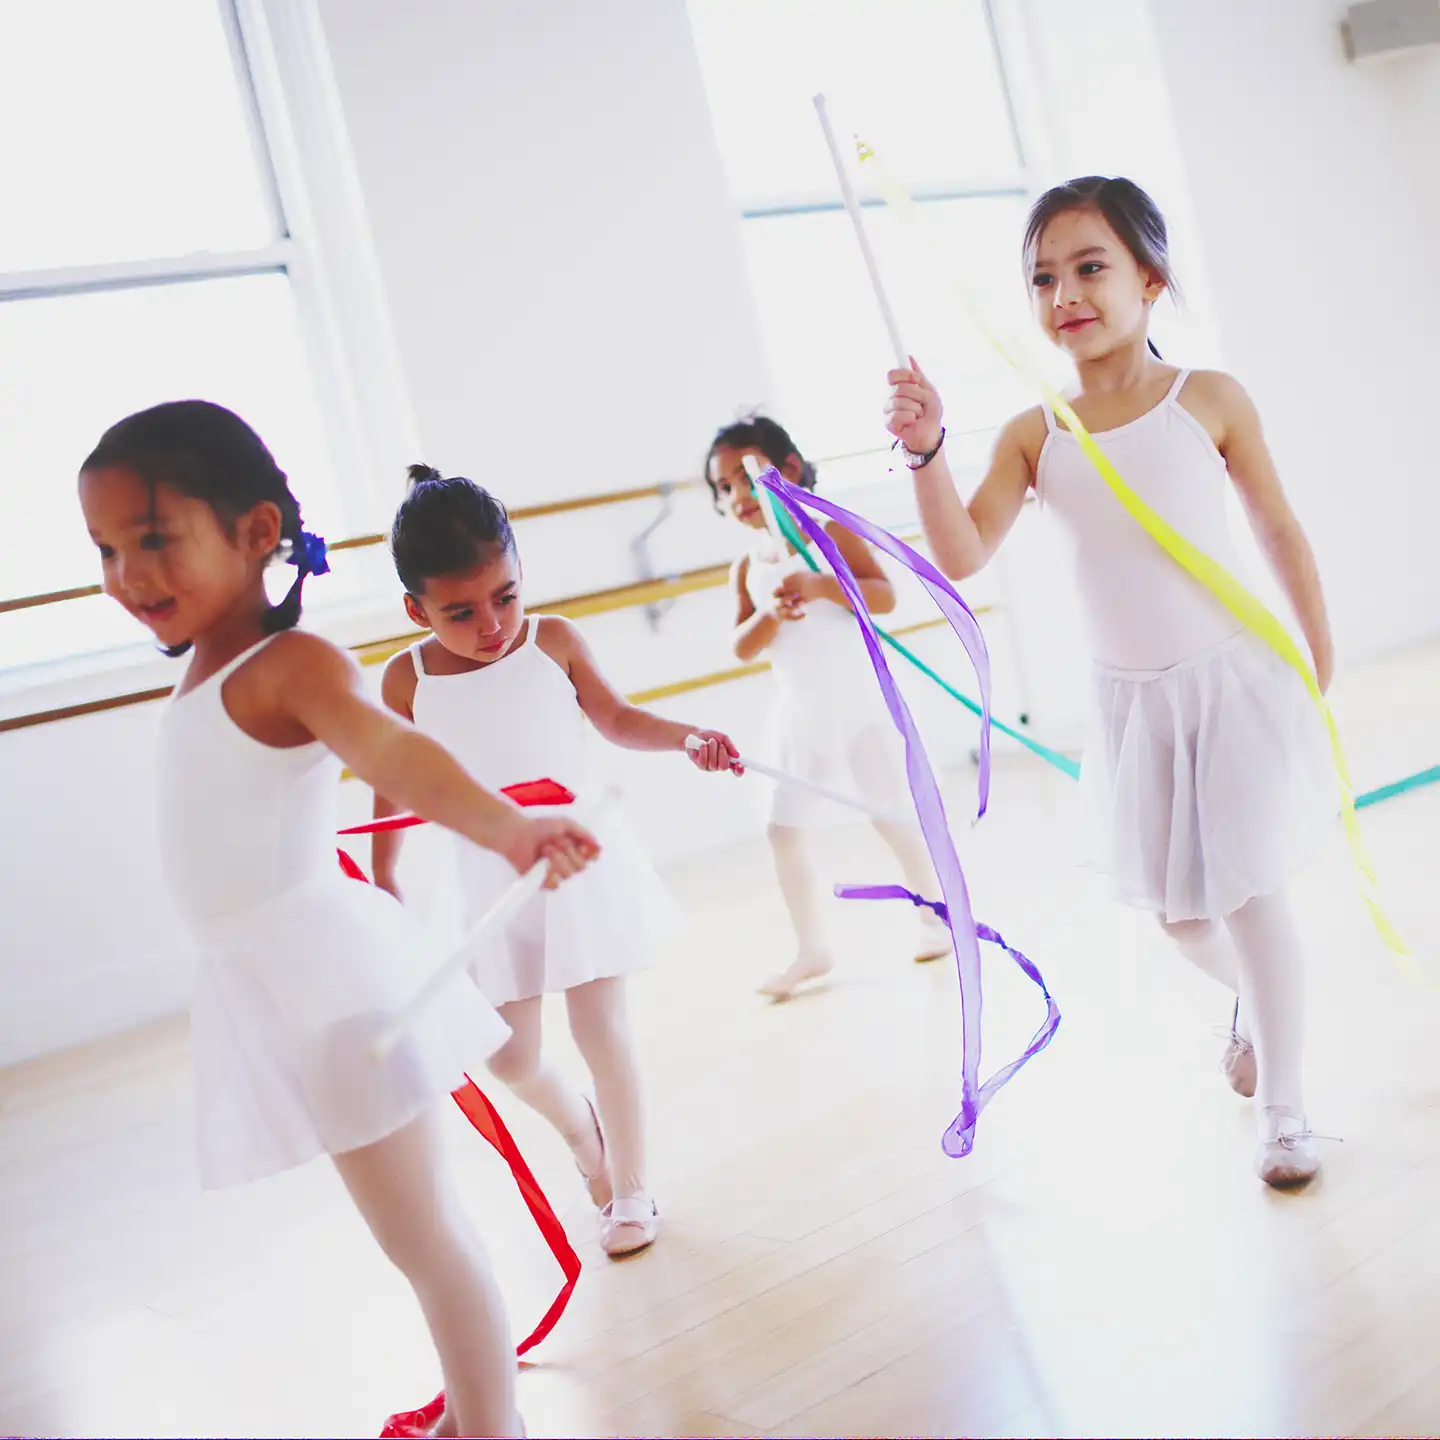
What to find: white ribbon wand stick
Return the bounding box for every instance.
[813,92,909,369]
[686,736,912,829]
[372,789,619,1058]
[743,453,795,545]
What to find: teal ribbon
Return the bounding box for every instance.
[762,493,1435,811]
[763,493,1079,779]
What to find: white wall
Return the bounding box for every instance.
[312,0,773,509]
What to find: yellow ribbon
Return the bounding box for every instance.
[855,138,1415,973]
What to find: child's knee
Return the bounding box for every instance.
[487,1033,541,1087]
[1156,914,1214,945]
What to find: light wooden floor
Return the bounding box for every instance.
[3,645,1439,1438]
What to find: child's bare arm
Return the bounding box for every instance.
[771,523,895,616]
[540,618,739,771]
[258,632,599,884]
[730,553,783,662]
[371,651,419,896]
[1196,371,1334,692]
[887,359,1035,580]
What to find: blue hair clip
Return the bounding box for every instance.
[290,529,330,579]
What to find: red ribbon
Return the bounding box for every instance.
[334,778,582,1436]
[337,778,576,880]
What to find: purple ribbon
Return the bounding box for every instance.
[836,884,1061,1113]
[755,467,1059,1156]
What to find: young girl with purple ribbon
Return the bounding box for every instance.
[887,177,1335,1188]
[372,465,740,1258]
[705,417,951,998]
[78,401,602,1436]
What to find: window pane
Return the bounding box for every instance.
[686,0,1020,206]
[0,0,277,272]
[738,196,1049,476]
[0,272,360,669]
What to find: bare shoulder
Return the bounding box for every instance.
[999,405,1049,471]
[534,613,580,661]
[1181,368,1255,417]
[1178,370,1260,448]
[253,628,357,684]
[380,646,418,716]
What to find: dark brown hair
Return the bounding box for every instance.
[81,400,320,657]
[390,464,515,594]
[702,415,817,514]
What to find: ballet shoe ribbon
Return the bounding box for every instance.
[852,137,1412,974]
[756,467,1058,1157]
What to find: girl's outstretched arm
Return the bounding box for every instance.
[887,359,1035,580]
[1198,371,1334,692]
[258,632,598,884]
[539,617,739,771]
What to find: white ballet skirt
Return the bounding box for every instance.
[408,627,675,1006]
[1037,369,1336,921]
[157,635,509,1190]
[744,538,907,829]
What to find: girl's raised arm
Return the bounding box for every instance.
[887,360,1036,580]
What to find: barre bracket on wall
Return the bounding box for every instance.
[629,481,680,631]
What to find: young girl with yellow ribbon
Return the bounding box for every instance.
[886,176,1339,1189]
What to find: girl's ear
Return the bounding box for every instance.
[403,592,431,631]
[241,500,283,558]
[780,452,806,484]
[1142,265,1167,304]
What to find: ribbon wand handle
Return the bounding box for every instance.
[813,92,908,370]
[371,789,618,1057]
[686,735,913,829]
[743,453,792,545]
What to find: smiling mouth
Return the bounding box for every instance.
[135,598,178,624]
[1059,317,1097,333]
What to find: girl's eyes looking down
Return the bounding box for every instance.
[95,531,170,560]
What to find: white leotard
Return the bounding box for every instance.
[156,634,507,1188]
[408,622,674,1005]
[1035,369,1244,670]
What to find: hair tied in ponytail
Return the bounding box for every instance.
[290,529,330,580]
[406,463,443,489]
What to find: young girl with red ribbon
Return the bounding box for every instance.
[887,177,1335,1187]
[77,401,602,1437]
[373,465,739,1259]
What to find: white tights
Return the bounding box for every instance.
[1157,889,1306,1114]
[768,730,938,961]
[332,1110,519,1438]
[487,976,646,1199]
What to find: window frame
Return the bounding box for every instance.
[696,0,1053,485]
[0,0,420,706]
